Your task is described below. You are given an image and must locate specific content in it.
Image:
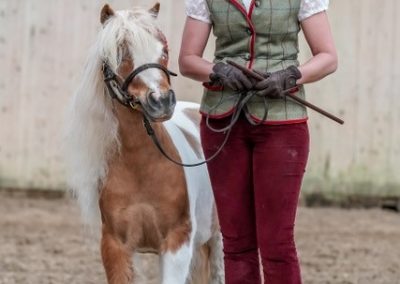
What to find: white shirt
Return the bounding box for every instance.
[185,0,329,23]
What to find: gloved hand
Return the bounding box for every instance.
[209,62,253,91]
[253,66,302,99]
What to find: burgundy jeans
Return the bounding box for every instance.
[200,114,309,284]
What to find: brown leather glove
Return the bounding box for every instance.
[209,62,253,91]
[254,66,302,99]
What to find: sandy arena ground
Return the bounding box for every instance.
[0,193,399,284]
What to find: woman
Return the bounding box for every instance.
[179,0,337,283]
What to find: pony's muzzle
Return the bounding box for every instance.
[143,89,176,122]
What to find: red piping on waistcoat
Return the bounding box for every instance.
[200,109,308,124]
[229,0,256,69]
[200,107,237,119]
[203,82,224,91]
[249,115,308,125]
[247,1,256,69]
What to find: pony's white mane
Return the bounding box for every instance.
[100,9,162,69]
[64,8,162,225]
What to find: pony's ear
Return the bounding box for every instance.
[149,3,160,18]
[100,4,115,24]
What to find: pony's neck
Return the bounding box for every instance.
[114,103,164,154]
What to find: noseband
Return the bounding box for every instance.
[102,62,177,109]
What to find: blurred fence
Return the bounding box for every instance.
[0,0,399,195]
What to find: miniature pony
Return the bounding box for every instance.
[65,3,223,284]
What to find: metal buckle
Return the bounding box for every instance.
[129,101,139,110]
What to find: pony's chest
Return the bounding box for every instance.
[101,162,189,214]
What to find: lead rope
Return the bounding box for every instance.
[143,114,233,167]
[142,91,269,167]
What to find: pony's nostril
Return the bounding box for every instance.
[168,90,176,105]
[147,92,160,108]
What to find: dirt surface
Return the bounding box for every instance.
[1,193,399,284]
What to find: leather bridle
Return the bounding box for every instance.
[102,61,177,110]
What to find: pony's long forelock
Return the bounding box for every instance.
[99,9,163,76]
[64,7,162,226]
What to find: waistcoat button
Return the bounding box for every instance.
[255,1,261,7]
[246,27,252,35]
[244,53,251,60]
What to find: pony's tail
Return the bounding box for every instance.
[189,221,224,284]
[63,43,119,228]
[189,208,224,284]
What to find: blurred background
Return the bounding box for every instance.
[0,0,399,283]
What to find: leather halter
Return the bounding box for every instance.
[102,62,177,109]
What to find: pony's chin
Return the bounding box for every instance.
[142,106,175,122]
[147,113,173,123]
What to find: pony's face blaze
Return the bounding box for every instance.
[100,4,176,122]
[119,38,176,122]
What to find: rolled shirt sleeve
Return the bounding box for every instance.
[299,0,329,22]
[185,0,212,24]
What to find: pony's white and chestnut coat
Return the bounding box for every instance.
[65,5,223,284]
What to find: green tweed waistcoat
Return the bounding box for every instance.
[201,0,307,123]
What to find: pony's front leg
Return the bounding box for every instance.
[101,229,134,284]
[160,241,193,284]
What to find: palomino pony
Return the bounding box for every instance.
[65,3,223,284]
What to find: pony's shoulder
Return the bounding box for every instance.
[163,101,202,160]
